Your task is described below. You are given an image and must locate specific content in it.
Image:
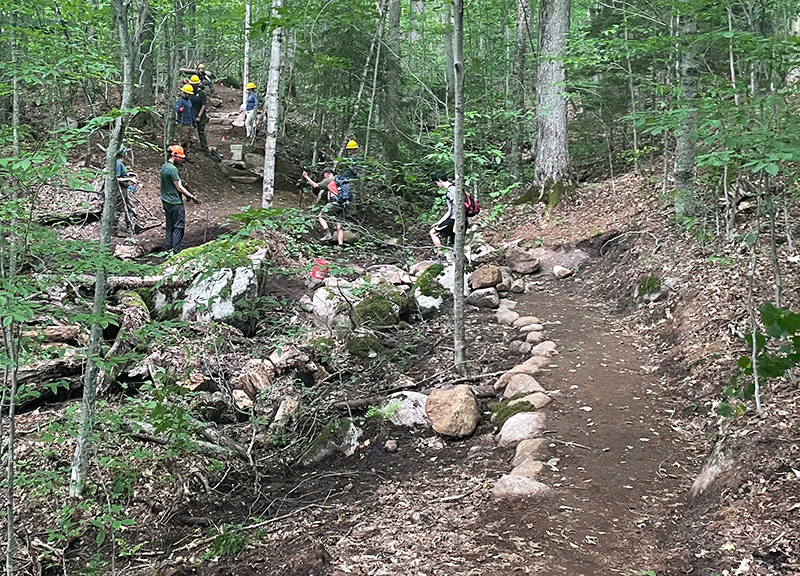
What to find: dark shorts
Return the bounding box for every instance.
[432,217,455,242]
[321,201,346,224]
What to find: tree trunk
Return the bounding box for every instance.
[243,0,251,111]
[510,0,531,183]
[452,0,466,374]
[11,11,19,156]
[261,0,283,208]
[441,4,455,114]
[673,14,698,218]
[136,0,156,107]
[383,0,401,164]
[70,0,134,498]
[533,0,572,209]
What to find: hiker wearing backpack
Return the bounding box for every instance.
[429,171,481,253]
[302,167,347,246]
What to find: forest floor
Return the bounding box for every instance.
[13,86,800,575]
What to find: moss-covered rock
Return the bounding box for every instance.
[413,263,446,298]
[161,237,269,273]
[491,395,537,427]
[352,292,401,326]
[345,329,382,357]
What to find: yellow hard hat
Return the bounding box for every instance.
[246,82,257,90]
[198,63,205,69]
[346,140,359,149]
[190,75,201,85]
[181,84,193,94]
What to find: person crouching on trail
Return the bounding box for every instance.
[302,167,345,246]
[175,84,195,151]
[245,82,258,139]
[161,145,201,254]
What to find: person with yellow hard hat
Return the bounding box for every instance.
[175,84,195,151]
[338,139,360,197]
[197,63,213,91]
[189,75,210,153]
[245,82,258,139]
[161,145,200,254]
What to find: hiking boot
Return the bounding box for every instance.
[319,232,333,242]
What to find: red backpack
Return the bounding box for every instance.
[464,191,481,217]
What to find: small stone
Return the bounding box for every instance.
[496,308,520,325]
[513,438,551,466]
[498,411,547,446]
[510,459,546,479]
[492,474,553,499]
[503,373,546,398]
[525,331,544,344]
[384,439,399,452]
[531,341,558,356]
[553,265,572,279]
[513,316,541,327]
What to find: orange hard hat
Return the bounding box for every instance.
[169,145,186,158]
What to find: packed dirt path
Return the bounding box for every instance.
[189,274,694,576]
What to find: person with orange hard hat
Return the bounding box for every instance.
[160,145,200,254]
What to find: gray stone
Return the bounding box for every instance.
[496,308,520,325]
[499,298,518,309]
[414,288,444,318]
[525,331,544,344]
[552,265,572,279]
[510,459,546,479]
[513,316,541,328]
[384,391,430,428]
[523,355,551,370]
[492,474,553,499]
[470,265,503,289]
[518,323,545,333]
[496,267,513,292]
[510,279,526,293]
[298,418,363,467]
[506,245,541,274]
[503,373,546,398]
[492,364,542,391]
[531,341,558,356]
[513,438,551,466]
[508,340,532,354]
[498,411,547,447]
[426,385,481,438]
[466,287,500,308]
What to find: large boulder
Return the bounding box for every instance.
[426,385,481,438]
[506,245,541,274]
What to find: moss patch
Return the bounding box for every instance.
[352,292,401,326]
[491,396,536,427]
[345,330,382,357]
[412,263,446,298]
[163,237,269,272]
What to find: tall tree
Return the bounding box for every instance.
[452,0,466,373]
[261,0,283,208]
[533,0,572,208]
[69,0,134,497]
[673,13,699,217]
[384,0,401,164]
[510,0,532,182]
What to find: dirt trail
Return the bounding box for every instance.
[185,274,694,576]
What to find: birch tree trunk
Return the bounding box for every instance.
[673,14,698,218]
[533,0,572,209]
[70,0,134,498]
[261,0,283,208]
[452,0,466,374]
[441,4,455,114]
[243,0,251,110]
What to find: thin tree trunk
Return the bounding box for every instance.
[452,0,466,374]
[673,14,698,217]
[261,0,283,208]
[243,0,251,110]
[441,5,454,115]
[343,0,389,157]
[11,11,19,156]
[70,0,134,497]
[623,12,639,176]
[136,0,156,106]
[365,0,390,157]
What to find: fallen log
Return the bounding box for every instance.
[21,324,83,344]
[98,290,152,394]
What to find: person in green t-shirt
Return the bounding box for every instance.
[160,145,200,254]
